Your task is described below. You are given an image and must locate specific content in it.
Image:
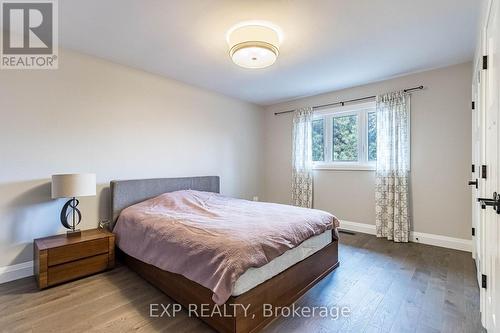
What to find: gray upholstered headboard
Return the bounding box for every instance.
[109,176,220,229]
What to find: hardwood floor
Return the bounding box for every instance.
[0,233,484,333]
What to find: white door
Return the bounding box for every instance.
[472,63,482,262]
[482,0,500,330]
[472,59,487,325]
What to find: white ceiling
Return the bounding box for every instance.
[60,0,480,105]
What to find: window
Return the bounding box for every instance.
[333,114,358,161]
[367,111,377,161]
[312,119,325,162]
[312,101,376,170]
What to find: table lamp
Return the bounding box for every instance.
[51,173,96,237]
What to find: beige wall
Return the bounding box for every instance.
[0,50,264,267]
[263,62,472,240]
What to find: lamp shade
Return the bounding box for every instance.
[51,173,96,199]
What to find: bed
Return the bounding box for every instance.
[110,176,339,333]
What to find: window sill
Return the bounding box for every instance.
[313,164,376,171]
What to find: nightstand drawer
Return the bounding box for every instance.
[48,238,109,266]
[34,229,115,289]
[47,253,109,286]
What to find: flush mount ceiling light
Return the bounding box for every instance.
[227,21,282,69]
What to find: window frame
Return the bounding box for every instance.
[312,101,376,171]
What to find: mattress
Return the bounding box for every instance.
[232,229,332,296]
[114,190,338,304]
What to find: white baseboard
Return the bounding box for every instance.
[340,220,471,252]
[339,220,377,235]
[0,261,34,284]
[409,231,471,252]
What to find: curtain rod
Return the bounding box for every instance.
[274,85,424,116]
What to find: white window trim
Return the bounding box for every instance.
[312,101,376,171]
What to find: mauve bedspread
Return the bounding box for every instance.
[113,190,339,305]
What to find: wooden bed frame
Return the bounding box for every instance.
[110,176,339,333]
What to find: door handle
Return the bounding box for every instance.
[477,192,500,214]
[468,179,478,189]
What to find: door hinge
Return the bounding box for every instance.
[482,274,487,289]
[472,101,475,110]
[482,165,487,179]
[472,164,475,173]
[472,227,475,236]
[483,55,488,70]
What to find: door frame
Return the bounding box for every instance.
[478,0,500,330]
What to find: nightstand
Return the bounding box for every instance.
[34,229,115,289]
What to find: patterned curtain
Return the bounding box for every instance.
[375,91,410,242]
[292,107,313,208]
